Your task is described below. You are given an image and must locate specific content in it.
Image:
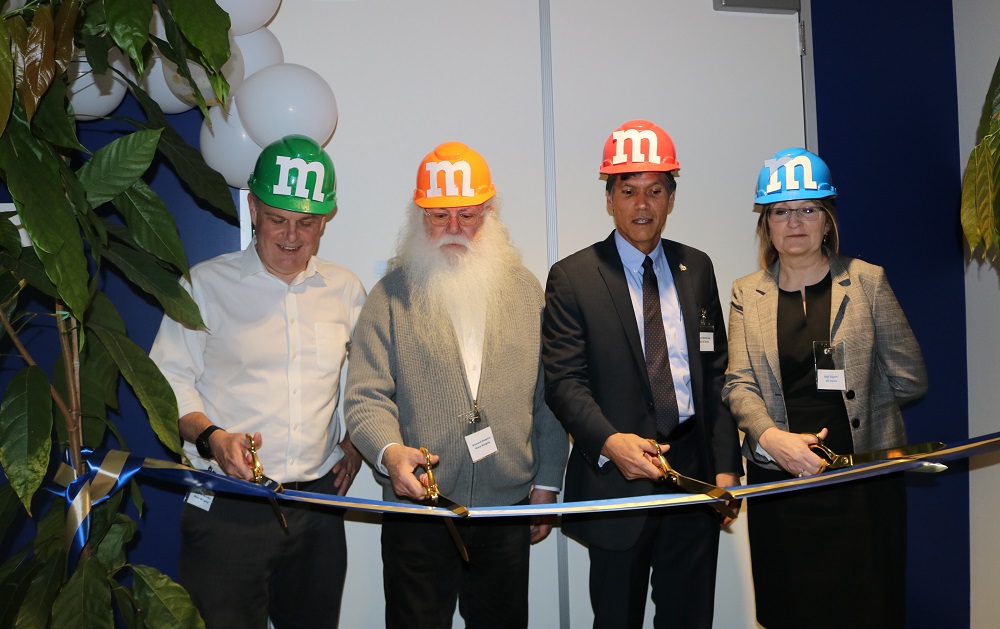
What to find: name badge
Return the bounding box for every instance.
[816,369,847,391]
[699,331,714,352]
[185,489,214,511]
[813,340,847,391]
[699,308,714,352]
[465,426,498,462]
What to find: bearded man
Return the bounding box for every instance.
[344,141,568,629]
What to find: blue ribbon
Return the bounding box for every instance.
[45,430,1000,573]
[50,449,144,573]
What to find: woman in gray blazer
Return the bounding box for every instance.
[723,149,927,629]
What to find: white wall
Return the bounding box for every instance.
[266,1,804,626]
[953,1,1000,627]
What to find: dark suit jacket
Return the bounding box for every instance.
[542,233,742,550]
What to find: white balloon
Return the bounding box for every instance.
[235,63,338,148]
[162,34,245,107]
[200,100,263,189]
[235,27,283,79]
[215,0,281,36]
[67,49,129,119]
[134,55,193,115]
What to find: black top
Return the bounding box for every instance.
[776,272,852,454]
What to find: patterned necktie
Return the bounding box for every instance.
[642,256,680,437]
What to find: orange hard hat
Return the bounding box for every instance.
[600,120,680,175]
[414,141,496,209]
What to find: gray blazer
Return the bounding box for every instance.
[722,255,927,469]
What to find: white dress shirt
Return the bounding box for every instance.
[150,242,366,483]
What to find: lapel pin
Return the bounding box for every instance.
[679,264,687,271]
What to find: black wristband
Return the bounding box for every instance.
[195,425,223,459]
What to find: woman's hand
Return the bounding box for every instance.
[758,427,828,477]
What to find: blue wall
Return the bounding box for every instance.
[810,1,968,625]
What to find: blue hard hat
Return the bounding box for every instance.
[754,148,837,205]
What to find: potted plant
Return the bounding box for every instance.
[0,1,236,626]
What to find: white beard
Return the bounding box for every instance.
[389,206,523,349]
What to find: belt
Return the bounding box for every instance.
[657,414,697,443]
[283,477,326,491]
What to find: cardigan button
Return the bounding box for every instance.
[851,418,861,428]
[845,390,856,400]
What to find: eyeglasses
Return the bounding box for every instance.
[423,210,486,227]
[767,206,824,222]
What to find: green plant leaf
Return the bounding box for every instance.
[112,178,189,275]
[0,482,24,544]
[77,128,163,208]
[86,490,123,555]
[88,323,181,454]
[33,493,66,562]
[0,548,36,628]
[33,73,87,152]
[52,0,81,74]
[0,210,23,254]
[0,104,91,318]
[0,18,15,139]
[18,4,56,124]
[1,249,59,300]
[15,548,66,629]
[0,365,53,513]
[105,0,151,77]
[133,564,206,629]
[154,3,208,116]
[130,478,144,517]
[51,556,114,629]
[125,116,237,218]
[111,582,138,629]
[166,0,230,72]
[101,238,203,329]
[95,513,136,573]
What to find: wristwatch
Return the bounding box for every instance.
[195,425,223,459]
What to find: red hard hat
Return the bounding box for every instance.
[600,119,680,175]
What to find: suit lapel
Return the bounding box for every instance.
[754,266,783,393]
[829,256,851,341]
[595,235,648,383]
[662,241,699,361]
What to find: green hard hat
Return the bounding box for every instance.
[247,135,337,214]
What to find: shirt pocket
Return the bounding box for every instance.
[315,322,349,372]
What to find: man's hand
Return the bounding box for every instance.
[759,427,829,477]
[333,433,363,496]
[528,488,558,544]
[210,430,261,481]
[601,433,666,480]
[714,472,742,527]
[383,444,439,501]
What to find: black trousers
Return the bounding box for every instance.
[381,507,531,629]
[588,420,721,629]
[179,472,346,629]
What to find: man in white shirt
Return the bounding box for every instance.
[344,141,567,628]
[150,134,366,628]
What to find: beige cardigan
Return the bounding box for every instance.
[722,256,927,469]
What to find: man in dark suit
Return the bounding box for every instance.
[542,119,743,629]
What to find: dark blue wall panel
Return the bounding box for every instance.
[810,1,967,626]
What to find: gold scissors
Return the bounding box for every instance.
[647,439,738,521]
[247,434,288,533]
[808,435,946,471]
[419,446,470,562]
